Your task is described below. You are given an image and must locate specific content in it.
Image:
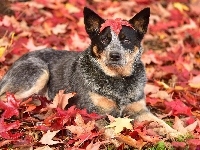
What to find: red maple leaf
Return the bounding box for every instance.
[31,95,51,112]
[65,113,100,146]
[100,18,133,35]
[56,106,101,122]
[77,108,102,121]
[0,131,22,140]
[0,93,20,119]
[78,132,100,143]
[0,117,20,133]
[56,106,77,120]
[165,99,192,116]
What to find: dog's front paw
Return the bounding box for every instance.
[167,130,183,140]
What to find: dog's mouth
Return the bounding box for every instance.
[106,61,124,67]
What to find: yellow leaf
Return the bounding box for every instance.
[106,117,133,134]
[156,81,170,89]
[0,47,6,58]
[173,2,189,12]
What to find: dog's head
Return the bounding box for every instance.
[84,7,150,77]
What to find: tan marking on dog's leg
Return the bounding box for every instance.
[15,69,49,100]
[124,98,148,113]
[89,92,117,114]
[0,84,10,101]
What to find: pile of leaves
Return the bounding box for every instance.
[0,0,200,149]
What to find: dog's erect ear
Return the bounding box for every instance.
[84,7,105,38]
[129,8,150,35]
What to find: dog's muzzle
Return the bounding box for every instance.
[106,51,126,66]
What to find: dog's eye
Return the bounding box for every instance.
[123,38,131,44]
[101,37,109,44]
[119,33,131,44]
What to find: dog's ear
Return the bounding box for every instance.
[129,8,150,35]
[84,7,105,38]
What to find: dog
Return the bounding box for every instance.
[0,7,180,138]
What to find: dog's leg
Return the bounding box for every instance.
[0,58,49,100]
[123,99,181,139]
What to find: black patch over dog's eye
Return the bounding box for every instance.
[100,32,111,45]
[101,37,109,44]
[119,33,131,44]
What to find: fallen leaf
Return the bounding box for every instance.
[165,99,192,116]
[24,103,36,113]
[116,134,146,149]
[173,2,189,12]
[0,93,20,119]
[188,74,200,88]
[146,97,163,106]
[39,130,61,145]
[187,139,200,146]
[66,113,96,137]
[0,130,22,140]
[48,90,75,109]
[0,118,21,133]
[70,33,90,50]
[141,51,162,65]
[65,3,81,13]
[155,81,170,89]
[150,90,172,101]
[144,83,160,95]
[185,120,198,132]
[100,18,133,35]
[23,38,47,51]
[173,117,186,135]
[106,114,116,122]
[0,47,6,58]
[106,117,133,134]
[51,24,67,35]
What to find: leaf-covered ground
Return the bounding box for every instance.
[0,0,200,149]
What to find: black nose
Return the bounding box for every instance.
[109,52,121,61]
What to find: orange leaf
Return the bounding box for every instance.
[116,134,146,149]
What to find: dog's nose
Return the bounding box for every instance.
[109,52,121,61]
